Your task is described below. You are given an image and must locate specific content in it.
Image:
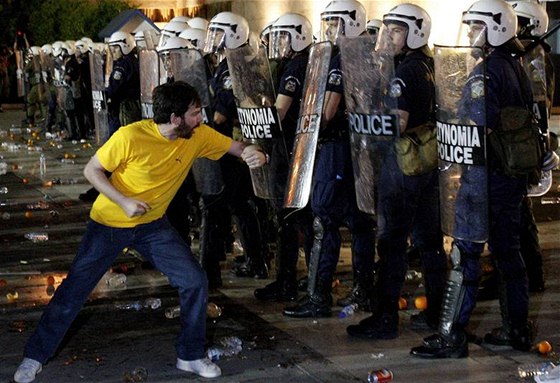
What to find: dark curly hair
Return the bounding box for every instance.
[152,81,201,124]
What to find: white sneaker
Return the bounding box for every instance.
[176,357,222,378]
[14,358,42,383]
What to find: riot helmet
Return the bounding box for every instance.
[108,31,136,55]
[461,0,518,48]
[382,4,431,50]
[156,36,193,54]
[75,40,89,55]
[170,16,191,25]
[179,28,207,51]
[320,0,366,45]
[188,17,209,31]
[29,46,40,57]
[52,41,71,58]
[508,0,548,36]
[269,13,313,60]
[41,44,52,56]
[158,21,190,48]
[204,12,250,54]
[366,19,383,41]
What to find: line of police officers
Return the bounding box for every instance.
[21,0,558,361]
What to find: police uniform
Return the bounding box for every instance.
[64,55,86,139]
[255,51,314,301]
[201,58,267,283]
[376,49,446,330]
[106,53,141,136]
[453,47,531,339]
[284,51,376,317]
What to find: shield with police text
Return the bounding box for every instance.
[89,51,110,144]
[522,44,552,197]
[435,45,488,243]
[339,35,399,214]
[166,48,224,195]
[226,43,287,199]
[139,49,163,119]
[284,41,332,209]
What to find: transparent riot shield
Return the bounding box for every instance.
[15,50,25,97]
[168,49,212,124]
[435,46,488,242]
[284,41,333,209]
[522,45,552,197]
[89,51,110,144]
[339,35,399,215]
[165,48,224,196]
[226,43,286,199]
[139,49,161,118]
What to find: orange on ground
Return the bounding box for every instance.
[398,297,408,310]
[537,340,552,354]
[414,295,428,310]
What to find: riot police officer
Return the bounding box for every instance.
[106,31,141,137]
[411,0,535,358]
[253,13,315,302]
[484,0,559,347]
[201,12,269,285]
[346,3,446,339]
[283,0,377,318]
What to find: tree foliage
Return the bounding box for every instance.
[0,0,136,47]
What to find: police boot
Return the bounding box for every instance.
[410,328,468,359]
[510,321,535,352]
[254,250,297,301]
[336,270,375,312]
[346,297,399,340]
[283,277,332,318]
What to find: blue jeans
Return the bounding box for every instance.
[24,217,208,363]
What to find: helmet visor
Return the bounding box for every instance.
[203,28,225,54]
[321,18,344,45]
[458,21,487,48]
[269,31,291,60]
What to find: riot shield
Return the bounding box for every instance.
[522,45,552,197]
[167,49,212,124]
[339,35,399,214]
[166,48,224,195]
[435,46,488,243]
[226,42,286,199]
[139,49,161,119]
[15,50,25,97]
[89,51,110,144]
[284,41,332,209]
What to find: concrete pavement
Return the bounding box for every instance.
[0,107,559,382]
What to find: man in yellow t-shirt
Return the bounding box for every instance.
[14,81,266,383]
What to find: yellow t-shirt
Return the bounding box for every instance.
[90,120,232,227]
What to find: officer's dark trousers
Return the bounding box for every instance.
[455,171,529,329]
[311,140,376,285]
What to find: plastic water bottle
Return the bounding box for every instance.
[115,301,143,311]
[39,153,46,177]
[518,361,558,380]
[144,298,162,310]
[207,347,223,362]
[339,303,358,318]
[165,305,180,319]
[24,232,49,242]
[106,273,127,287]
